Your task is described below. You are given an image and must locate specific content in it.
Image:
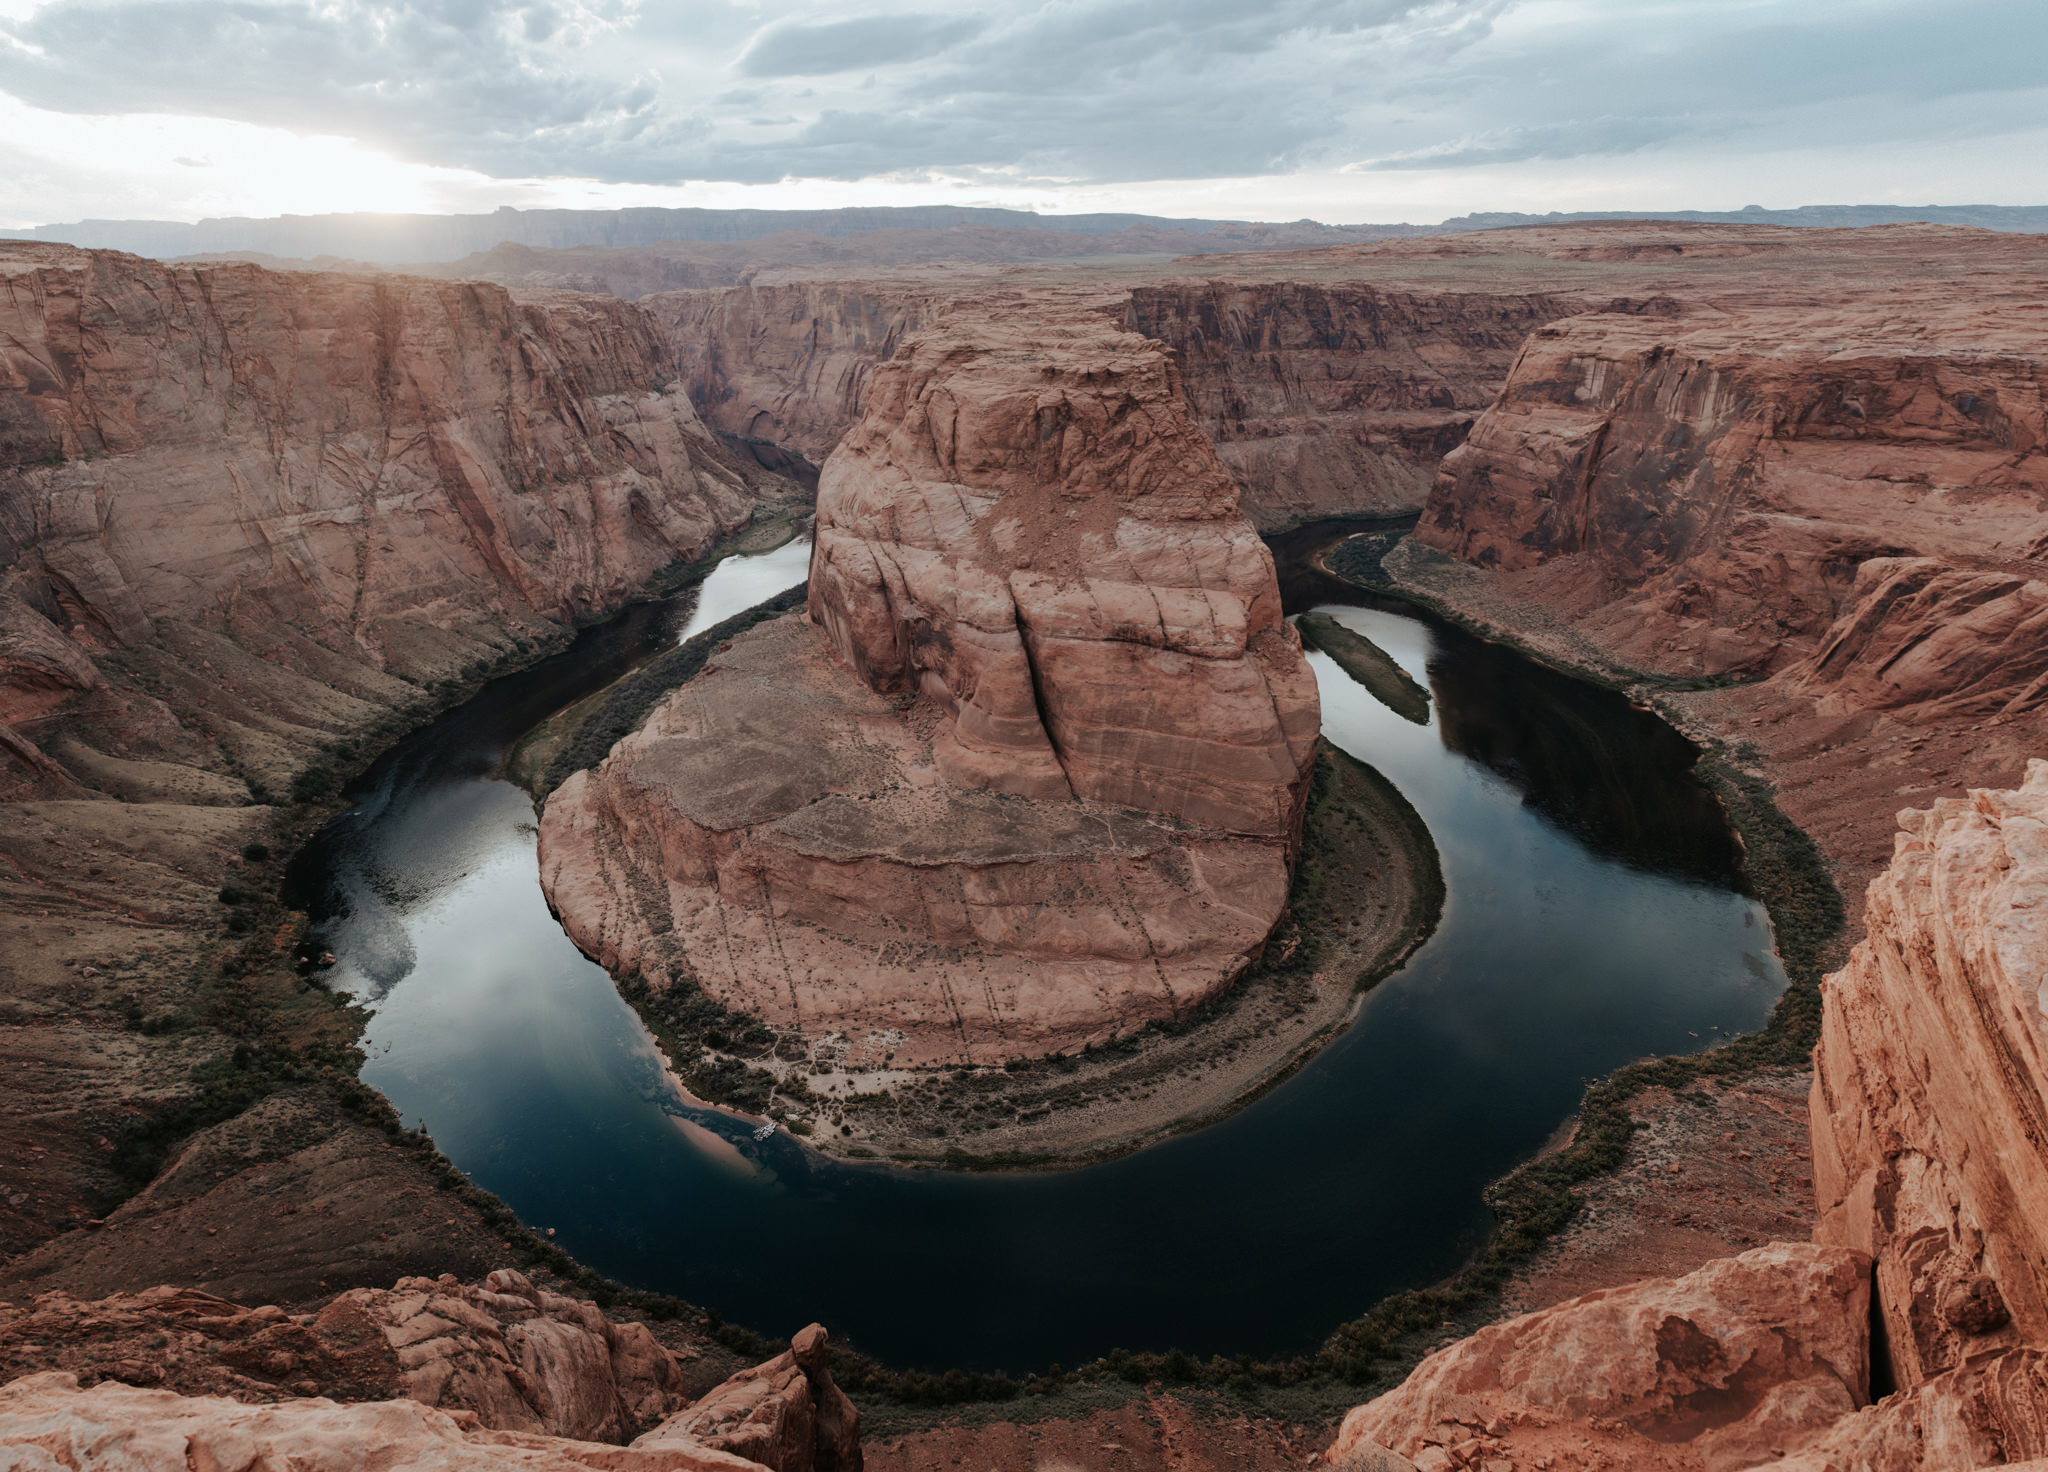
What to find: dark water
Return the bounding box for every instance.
[291,533,1783,1373]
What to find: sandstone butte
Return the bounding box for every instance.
[539,305,1321,1066]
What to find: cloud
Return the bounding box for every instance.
[0,0,2042,204]
[736,13,984,77]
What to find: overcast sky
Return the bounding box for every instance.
[1,0,2043,226]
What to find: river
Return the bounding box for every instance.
[289,530,1784,1373]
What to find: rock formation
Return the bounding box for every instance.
[1810,761,2048,1390]
[639,1323,861,1472]
[0,242,786,798]
[1124,281,1577,527]
[0,1304,860,1471]
[541,308,1318,1064]
[1331,1243,1874,1472]
[0,1270,689,1442]
[1415,293,2048,685]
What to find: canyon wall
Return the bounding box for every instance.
[0,244,791,1274]
[1416,297,2048,683]
[650,282,946,465]
[0,243,789,796]
[540,305,1318,1065]
[1125,281,1578,527]
[658,277,1575,531]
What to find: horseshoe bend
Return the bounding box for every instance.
[0,216,2046,1472]
[537,309,1322,1067]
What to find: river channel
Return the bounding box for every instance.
[289,531,1785,1373]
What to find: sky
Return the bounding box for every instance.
[0,0,2043,227]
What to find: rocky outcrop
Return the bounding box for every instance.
[1809,762,2048,1390]
[1415,296,2048,684]
[1125,281,1578,527]
[0,1372,757,1472]
[0,1325,858,1471]
[541,309,1317,1064]
[639,1323,860,1472]
[0,1271,692,1442]
[0,1276,862,1470]
[1331,1243,1874,1472]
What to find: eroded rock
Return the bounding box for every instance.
[1333,1243,1873,1472]
[1810,761,2048,1390]
[541,307,1317,1064]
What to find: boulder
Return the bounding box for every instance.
[1333,1243,1873,1472]
[635,1323,860,1472]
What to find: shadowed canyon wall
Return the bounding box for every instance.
[654,277,1578,531]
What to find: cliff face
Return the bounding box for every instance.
[0,246,790,1275]
[540,306,1317,1065]
[1810,761,2048,1390]
[658,277,1573,531]
[1416,299,2048,683]
[809,313,1319,834]
[1,244,757,660]
[649,282,944,464]
[1125,281,1578,527]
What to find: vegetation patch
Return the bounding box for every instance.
[1296,611,1432,724]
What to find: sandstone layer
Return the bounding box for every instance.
[542,309,1318,1064]
[1333,1243,1875,1472]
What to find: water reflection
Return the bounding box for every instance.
[287,535,1785,1373]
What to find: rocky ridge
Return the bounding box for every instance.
[0,1273,861,1470]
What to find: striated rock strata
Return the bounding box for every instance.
[541,311,1318,1064]
[1416,293,2048,687]
[659,276,1577,532]
[1810,760,2048,1390]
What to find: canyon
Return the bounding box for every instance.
[1,219,2046,1472]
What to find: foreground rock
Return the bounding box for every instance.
[542,309,1318,1064]
[1811,762,2048,1389]
[0,1275,861,1470]
[1332,1243,1874,1472]
[0,1331,857,1471]
[0,1270,691,1440]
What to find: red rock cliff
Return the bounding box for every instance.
[1416,296,2048,683]
[658,275,1572,530]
